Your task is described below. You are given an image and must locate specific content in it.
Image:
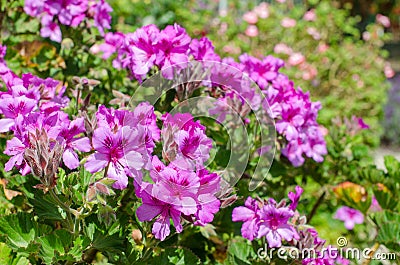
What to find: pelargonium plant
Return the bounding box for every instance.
[0,1,399,264]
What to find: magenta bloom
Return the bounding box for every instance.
[40,15,62,43]
[288,185,303,211]
[24,0,112,42]
[257,204,298,248]
[95,105,127,130]
[4,135,31,175]
[45,0,87,27]
[90,0,113,35]
[240,54,284,89]
[232,197,261,241]
[125,25,158,78]
[189,37,220,62]
[24,0,44,16]
[155,24,191,78]
[90,32,125,59]
[0,96,37,132]
[352,116,370,130]
[152,166,199,215]
[57,118,91,169]
[84,125,146,189]
[136,145,220,240]
[194,169,221,226]
[334,206,364,230]
[136,184,183,241]
[136,160,198,241]
[161,113,212,169]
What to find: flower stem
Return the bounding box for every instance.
[307,190,326,223]
[49,188,75,232]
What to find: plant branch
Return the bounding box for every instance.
[49,188,75,232]
[307,190,326,223]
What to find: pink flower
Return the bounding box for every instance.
[194,169,221,226]
[90,32,125,59]
[362,31,371,41]
[245,25,259,37]
[84,122,147,190]
[24,0,44,16]
[155,24,191,78]
[281,17,296,28]
[384,63,395,78]
[288,186,303,211]
[57,118,91,169]
[334,206,364,230]
[232,197,261,241]
[254,3,269,19]
[376,14,391,28]
[303,9,316,21]
[351,116,370,130]
[40,15,62,43]
[274,43,292,55]
[317,43,329,53]
[189,37,220,62]
[121,24,159,80]
[135,183,184,241]
[136,156,221,240]
[90,0,113,35]
[161,113,212,169]
[0,96,37,132]
[257,204,298,248]
[307,27,321,40]
[243,11,258,24]
[288,53,305,66]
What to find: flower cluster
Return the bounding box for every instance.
[24,0,112,42]
[135,113,220,241]
[232,186,303,246]
[91,23,327,167]
[0,45,79,177]
[233,188,349,264]
[91,24,221,81]
[84,104,156,189]
[217,54,327,166]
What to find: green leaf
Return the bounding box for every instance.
[372,210,400,252]
[151,247,201,265]
[384,156,400,181]
[373,188,399,210]
[227,240,255,264]
[37,229,73,264]
[0,243,12,264]
[68,236,91,261]
[92,231,125,253]
[0,213,51,251]
[10,255,30,265]
[29,193,64,222]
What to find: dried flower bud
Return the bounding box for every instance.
[95,182,110,196]
[277,199,286,208]
[86,186,96,202]
[71,76,81,86]
[220,194,238,208]
[298,215,307,225]
[23,129,64,192]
